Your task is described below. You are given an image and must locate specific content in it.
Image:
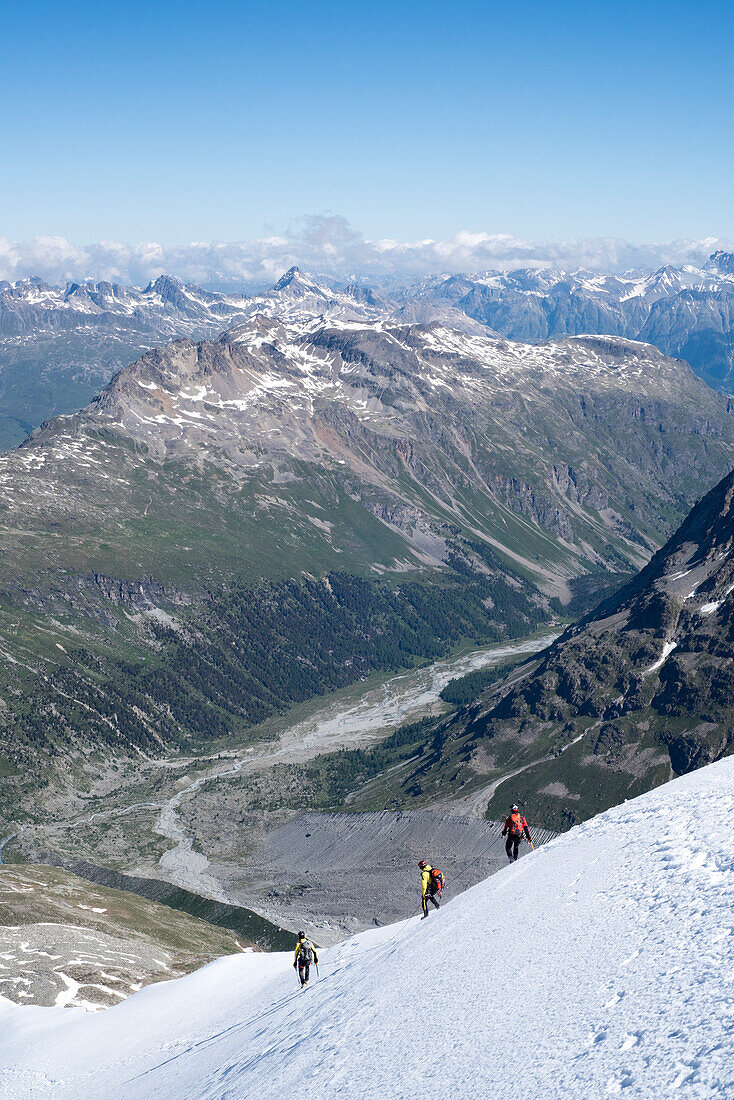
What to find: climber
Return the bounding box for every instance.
[419,859,445,918]
[502,804,533,861]
[293,930,319,986]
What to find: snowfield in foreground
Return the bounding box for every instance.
[1,759,733,1100]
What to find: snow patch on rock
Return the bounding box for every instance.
[645,639,677,674]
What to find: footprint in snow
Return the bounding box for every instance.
[605,1070,635,1093]
[671,1063,699,1089]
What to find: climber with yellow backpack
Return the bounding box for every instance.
[419,860,445,919]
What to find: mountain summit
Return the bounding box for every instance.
[272,265,302,291]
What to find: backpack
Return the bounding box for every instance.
[298,940,313,964]
[509,811,523,837]
[430,867,445,892]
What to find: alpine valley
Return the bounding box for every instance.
[8,8,734,1093]
[2,269,734,944]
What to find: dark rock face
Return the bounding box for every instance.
[639,291,734,388]
[88,573,186,608]
[272,267,301,291]
[707,250,734,276]
[415,469,734,830]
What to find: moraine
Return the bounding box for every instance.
[152,630,559,900]
[24,631,557,910]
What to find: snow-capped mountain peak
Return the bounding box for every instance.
[271,265,304,291]
[707,249,734,276]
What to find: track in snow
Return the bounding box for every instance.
[2,755,732,1099]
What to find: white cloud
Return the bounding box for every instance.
[0,217,729,289]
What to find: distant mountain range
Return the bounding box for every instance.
[0,274,252,449]
[412,249,734,390]
[2,252,734,448]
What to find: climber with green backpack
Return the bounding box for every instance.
[419,860,445,919]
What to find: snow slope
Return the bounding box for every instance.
[1,758,733,1099]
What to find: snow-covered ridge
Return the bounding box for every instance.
[0,274,251,331]
[71,319,695,469]
[418,257,734,305]
[0,267,486,347]
[2,756,732,1098]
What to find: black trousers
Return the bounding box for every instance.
[298,962,311,984]
[422,890,440,916]
[506,835,521,860]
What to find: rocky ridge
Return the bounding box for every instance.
[8,251,734,452]
[6,317,734,593]
[0,268,489,449]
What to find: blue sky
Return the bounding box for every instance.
[2,0,733,253]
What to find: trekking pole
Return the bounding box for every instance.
[528,839,535,851]
[316,963,320,980]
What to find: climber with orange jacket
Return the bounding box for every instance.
[502,804,533,861]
